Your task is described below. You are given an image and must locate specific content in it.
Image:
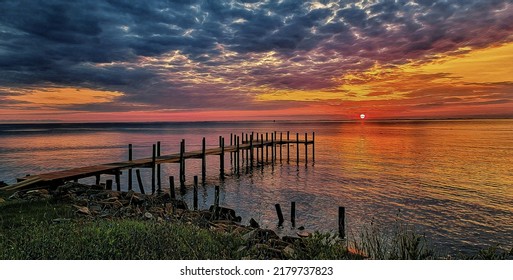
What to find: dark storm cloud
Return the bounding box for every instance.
[1,0,513,112]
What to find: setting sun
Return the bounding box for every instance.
[360,113,366,119]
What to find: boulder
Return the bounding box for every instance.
[249,218,260,228]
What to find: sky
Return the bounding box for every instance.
[1,0,513,122]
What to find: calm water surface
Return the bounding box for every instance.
[1,120,512,255]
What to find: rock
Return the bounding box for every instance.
[0,197,5,203]
[0,181,8,188]
[282,236,301,244]
[297,230,312,238]
[173,199,188,210]
[8,191,21,200]
[89,205,102,214]
[109,191,121,198]
[298,226,305,230]
[144,212,154,220]
[36,189,49,195]
[249,218,260,228]
[74,205,91,216]
[209,205,238,221]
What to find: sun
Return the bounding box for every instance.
[360,113,366,119]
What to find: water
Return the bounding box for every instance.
[1,120,512,255]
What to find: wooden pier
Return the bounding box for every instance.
[4,131,315,192]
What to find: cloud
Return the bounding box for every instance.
[1,0,513,116]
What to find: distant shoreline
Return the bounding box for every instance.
[1,117,512,126]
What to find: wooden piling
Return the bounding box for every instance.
[106,179,113,190]
[157,141,161,193]
[250,134,254,167]
[201,137,206,183]
[312,132,315,162]
[255,133,259,163]
[279,132,283,162]
[274,131,277,162]
[151,144,156,194]
[236,136,240,174]
[291,201,296,227]
[193,176,198,210]
[275,203,284,226]
[214,185,220,208]
[305,133,308,165]
[95,174,100,185]
[245,133,249,164]
[287,131,290,163]
[260,134,264,166]
[271,133,275,164]
[296,133,300,165]
[128,144,133,190]
[136,169,145,194]
[241,133,245,164]
[179,140,185,189]
[115,171,121,191]
[230,133,233,164]
[219,136,224,179]
[265,132,269,162]
[338,206,345,239]
[169,176,176,200]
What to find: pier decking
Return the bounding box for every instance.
[4,131,315,192]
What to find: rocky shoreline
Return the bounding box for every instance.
[4,182,335,260]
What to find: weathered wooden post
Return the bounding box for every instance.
[236,136,240,174]
[305,133,308,165]
[271,133,275,164]
[246,133,250,164]
[179,139,185,190]
[230,133,233,164]
[115,171,121,191]
[219,136,225,179]
[274,131,277,161]
[265,132,269,162]
[279,132,283,162]
[260,134,264,166]
[296,132,300,165]
[275,203,284,226]
[214,185,220,208]
[250,134,254,167]
[151,144,156,194]
[255,133,259,163]
[201,137,206,183]
[287,131,290,163]
[339,206,345,239]
[312,132,315,163]
[106,179,113,191]
[241,133,245,164]
[193,176,199,211]
[291,201,296,227]
[95,174,101,185]
[169,176,176,200]
[135,169,145,194]
[157,141,161,193]
[128,144,133,190]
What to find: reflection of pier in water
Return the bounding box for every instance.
[5,131,315,193]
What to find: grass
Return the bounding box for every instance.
[1,192,511,260]
[0,197,245,259]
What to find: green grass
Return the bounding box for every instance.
[0,197,245,259]
[1,194,510,260]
